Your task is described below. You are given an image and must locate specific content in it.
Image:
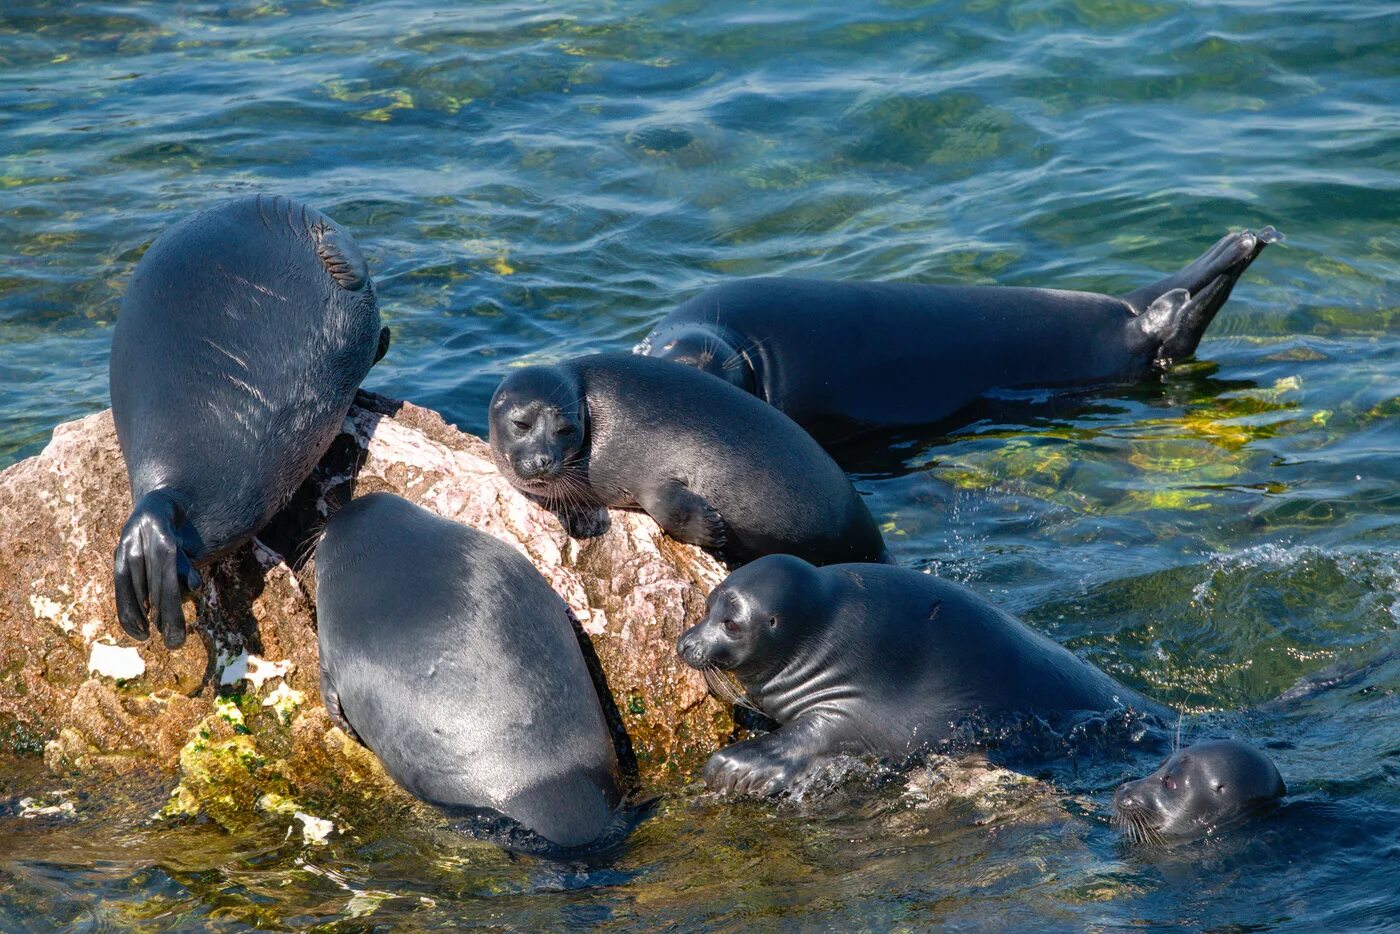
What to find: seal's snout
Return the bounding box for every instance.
[676,628,706,669]
[514,453,559,480]
[1113,783,1141,813]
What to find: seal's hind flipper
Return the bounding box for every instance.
[1125,226,1280,362]
[374,326,391,365]
[319,666,364,745]
[112,490,201,648]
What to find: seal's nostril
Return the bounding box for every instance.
[516,455,556,479]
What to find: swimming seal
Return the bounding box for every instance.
[1113,740,1285,843]
[676,555,1171,796]
[487,352,888,566]
[637,227,1280,444]
[110,194,390,648]
[316,492,624,853]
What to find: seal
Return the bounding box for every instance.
[110,194,391,648]
[487,352,888,566]
[1113,740,1285,843]
[315,492,625,853]
[676,555,1171,795]
[636,227,1280,444]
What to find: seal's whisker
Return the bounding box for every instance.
[703,666,761,713]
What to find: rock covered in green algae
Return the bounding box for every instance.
[0,391,735,834]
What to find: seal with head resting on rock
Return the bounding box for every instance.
[1112,739,1285,844]
[636,227,1280,446]
[109,194,390,648]
[315,492,629,856]
[676,554,1172,796]
[487,352,888,566]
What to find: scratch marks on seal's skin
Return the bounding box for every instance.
[225,270,287,304]
[201,337,250,371]
[253,193,298,235]
[255,193,273,232]
[225,373,272,408]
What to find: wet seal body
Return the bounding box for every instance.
[677,555,1171,795]
[1113,740,1285,843]
[637,228,1279,444]
[487,352,887,566]
[316,493,624,854]
[110,194,390,647]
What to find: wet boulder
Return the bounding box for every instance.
[0,392,733,828]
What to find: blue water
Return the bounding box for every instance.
[2,0,1398,929]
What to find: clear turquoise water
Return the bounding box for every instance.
[2,0,1398,929]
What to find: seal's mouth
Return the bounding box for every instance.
[513,472,559,491]
[510,457,591,512]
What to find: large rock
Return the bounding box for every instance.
[0,392,734,828]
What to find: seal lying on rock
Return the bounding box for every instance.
[637,227,1280,445]
[1113,740,1285,843]
[110,194,390,647]
[488,352,888,566]
[316,492,626,854]
[677,555,1171,796]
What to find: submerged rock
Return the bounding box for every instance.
[0,391,733,827]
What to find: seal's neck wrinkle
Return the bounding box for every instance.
[736,575,847,723]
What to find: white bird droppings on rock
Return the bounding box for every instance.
[87,641,146,680]
[220,650,292,690]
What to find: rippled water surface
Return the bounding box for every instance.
[2,0,1398,929]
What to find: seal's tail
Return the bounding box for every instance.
[112,490,202,648]
[1126,226,1281,365]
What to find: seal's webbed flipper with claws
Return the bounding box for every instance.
[702,714,838,796]
[112,489,202,648]
[1127,226,1281,365]
[319,665,365,746]
[637,480,729,552]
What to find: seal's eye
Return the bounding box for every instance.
[722,619,740,635]
[769,615,778,628]
[556,424,576,437]
[512,420,531,432]
[1215,783,1226,794]
[1162,775,1177,792]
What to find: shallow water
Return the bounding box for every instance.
[2,0,1398,929]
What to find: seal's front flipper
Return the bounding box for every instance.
[112,490,201,649]
[1124,227,1280,362]
[320,666,364,745]
[374,326,391,365]
[638,480,728,551]
[702,715,837,796]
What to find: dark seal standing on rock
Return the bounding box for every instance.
[487,352,888,566]
[637,228,1280,445]
[316,492,626,854]
[677,555,1172,796]
[109,194,390,647]
[1113,740,1285,843]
